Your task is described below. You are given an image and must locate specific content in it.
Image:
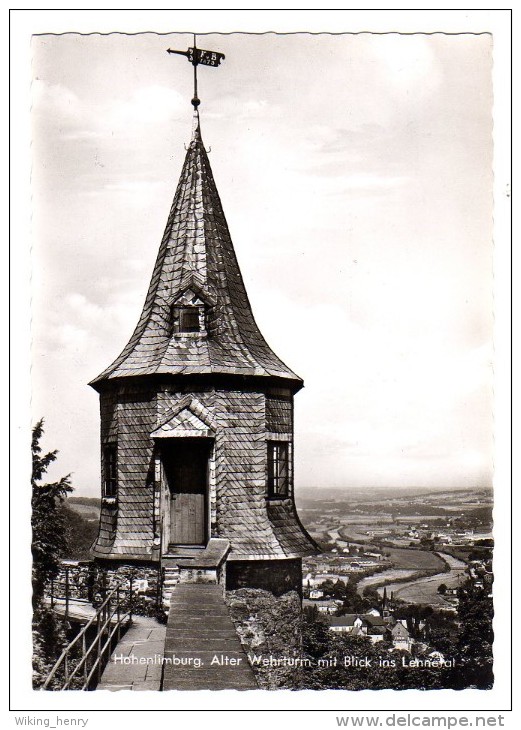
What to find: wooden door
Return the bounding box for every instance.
[162,439,209,546]
[170,492,205,544]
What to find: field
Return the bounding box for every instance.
[384,547,445,571]
[374,553,467,606]
[357,569,419,592]
[378,578,451,607]
[379,572,465,606]
[356,549,447,596]
[66,500,100,521]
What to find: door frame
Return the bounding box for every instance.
[158,436,212,551]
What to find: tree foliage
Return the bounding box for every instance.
[59,503,99,560]
[31,419,74,688]
[452,580,494,689]
[31,419,73,605]
[296,613,446,690]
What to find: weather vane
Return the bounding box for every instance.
[167,34,225,109]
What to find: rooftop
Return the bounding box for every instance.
[91,112,302,391]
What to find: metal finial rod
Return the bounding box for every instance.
[166,35,225,110]
[192,34,199,109]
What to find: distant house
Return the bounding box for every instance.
[303,599,341,615]
[366,529,389,537]
[329,615,364,634]
[366,627,387,644]
[306,573,334,588]
[346,557,380,570]
[436,534,453,544]
[391,622,412,652]
[329,615,413,651]
[309,589,324,599]
[365,552,383,560]
[328,614,389,644]
[366,608,381,617]
[315,563,332,573]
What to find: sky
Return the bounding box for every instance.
[30,31,494,496]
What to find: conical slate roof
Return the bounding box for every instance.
[91,112,302,390]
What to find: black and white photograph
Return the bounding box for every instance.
[9,7,512,723]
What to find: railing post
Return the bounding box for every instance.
[116,585,121,642]
[82,631,88,688]
[50,577,54,608]
[158,568,163,610]
[64,652,69,688]
[129,575,133,621]
[87,564,94,603]
[64,567,70,622]
[96,612,102,684]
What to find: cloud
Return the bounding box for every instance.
[336,174,409,193]
[32,78,80,119]
[33,78,186,145]
[369,34,442,91]
[66,293,105,322]
[105,85,186,131]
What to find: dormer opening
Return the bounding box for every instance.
[174,305,202,333]
[170,287,207,335]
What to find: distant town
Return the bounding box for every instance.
[298,486,492,576]
[294,485,493,674]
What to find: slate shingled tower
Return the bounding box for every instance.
[90,109,317,597]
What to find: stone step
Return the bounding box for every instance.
[170,584,224,595]
[166,608,231,617]
[162,583,257,691]
[161,568,181,612]
[169,591,226,602]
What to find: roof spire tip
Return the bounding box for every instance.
[191,109,202,143]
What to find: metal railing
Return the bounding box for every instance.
[42,581,133,691]
[48,570,92,621]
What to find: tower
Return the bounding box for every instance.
[90,44,317,603]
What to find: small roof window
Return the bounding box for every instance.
[179,306,200,333]
[172,304,204,334]
[169,286,211,335]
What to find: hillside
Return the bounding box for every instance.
[60,499,100,560]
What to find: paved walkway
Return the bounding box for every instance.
[163,583,258,691]
[98,616,167,691]
[44,597,98,623]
